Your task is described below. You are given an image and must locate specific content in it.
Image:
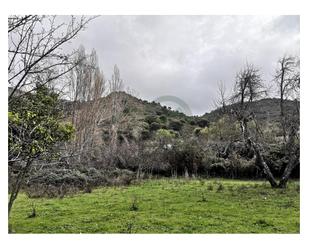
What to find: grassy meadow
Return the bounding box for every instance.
[9,179,300,233]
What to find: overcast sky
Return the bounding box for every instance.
[72,15,299,115]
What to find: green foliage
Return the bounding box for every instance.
[196,118,209,128]
[193,127,202,136]
[166,139,204,176]
[159,115,167,123]
[145,115,159,124]
[149,122,161,131]
[168,120,183,131]
[156,129,177,139]
[8,86,74,160]
[129,196,139,211]
[198,116,240,141]
[216,183,224,192]
[189,119,197,126]
[207,184,214,191]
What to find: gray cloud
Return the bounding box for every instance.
[72,15,299,115]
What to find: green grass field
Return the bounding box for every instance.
[9,179,300,233]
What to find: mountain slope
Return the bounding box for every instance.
[68,92,299,144]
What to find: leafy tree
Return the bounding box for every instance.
[8,86,74,215]
[194,116,240,145]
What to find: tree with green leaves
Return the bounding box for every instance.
[8,86,74,216]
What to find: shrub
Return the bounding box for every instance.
[140,129,151,140]
[207,184,214,191]
[200,192,207,202]
[168,120,183,131]
[189,120,197,126]
[129,196,139,211]
[216,183,224,192]
[193,127,202,136]
[145,115,159,124]
[196,119,209,128]
[156,129,177,139]
[109,169,135,186]
[149,122,161,131]
[26,168,88,188]
[159,115,167,123]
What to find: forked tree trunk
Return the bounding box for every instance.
[250,139,278,188]
[278,150,299,188]
[241,119,279,188]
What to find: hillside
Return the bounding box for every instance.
[202,98,299,123]
[65,93,299,144]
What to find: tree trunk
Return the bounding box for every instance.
[8,158,33,217]
[249,139,278,188]
[240,117,278,188]
[278,157,298,188]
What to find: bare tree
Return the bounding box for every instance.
[213,81,228,113]
[105,65,129,166]
[230,62,299,188]
[66,46,106,163]
[8,15,95,100]
[231,63,266,109]
[230,64,279,187]
[274,55,300,141]
[272,55,300,187]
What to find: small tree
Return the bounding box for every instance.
[213,81,228,113]
[231,63,266,109]
[8,86,74,216]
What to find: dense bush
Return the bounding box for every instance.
[149,122,161,131]
[189,119,197,126]
[156,129,178,139]
[193,127,202,136]
[22,166,136,198]
[168,120,183,131]
[196,118,209,128]
[159,115,167,123]
[140,129,151,140]
[145,115,159,124]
